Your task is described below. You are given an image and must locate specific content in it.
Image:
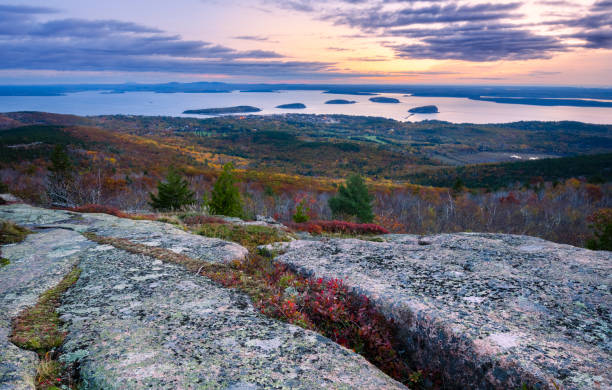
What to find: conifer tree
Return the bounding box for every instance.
[149,168,195,211]
[328,174,374,223]
[46,145,75,206]
[49,144,72,176]
[208,163,243,217]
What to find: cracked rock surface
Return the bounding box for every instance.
[266,234,612,390]
[0,204,248,263]
[1,229,94,390]
[0,204,405,389]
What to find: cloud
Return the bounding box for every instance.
[233,35,270,41]
[0,4,330,77]
[390,23,566,61]
[330,2,523,30]
[264,0,572,61]
[546,0,612,48]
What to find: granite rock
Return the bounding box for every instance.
[0,229,94,390]
[265,233,612,390]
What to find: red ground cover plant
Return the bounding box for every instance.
[58,204,156,220]
[289,220,389,235]
[182,215,228,226]
[201,253,433,387]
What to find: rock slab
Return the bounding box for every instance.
[268,233,612,390]
[0,204,405,389]
[0,229,94,390]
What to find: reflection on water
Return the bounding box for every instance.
[1,90,611,124]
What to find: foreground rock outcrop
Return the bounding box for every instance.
[266,234,612,390]
[1,229,94,389]
[0,204,404,389]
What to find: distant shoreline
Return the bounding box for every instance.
[183,106,262,115]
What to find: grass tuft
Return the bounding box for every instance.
[196,223,293,250]
[1,219,31,268]
[0,219,31,245]
[10,267,81,390]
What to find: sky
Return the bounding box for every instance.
[0,0,610,85]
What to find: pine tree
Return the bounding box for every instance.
[49,144,72,177]
[149,168,195,211]
[328,174,374,223]
[208,163,243,217]
[47,145,75,206]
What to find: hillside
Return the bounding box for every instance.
[0,112,610,248]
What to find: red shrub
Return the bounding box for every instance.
[63,204,130,218]
[289,220,389,235]
[183,215,228,226]
[59,204,156,221]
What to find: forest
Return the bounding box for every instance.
[0,111,610,248]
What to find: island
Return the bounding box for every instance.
[276,103,306,109]
[183,106,262,115]
[369,97,400,104]
[408,105,439,114]
[325,99,356,104]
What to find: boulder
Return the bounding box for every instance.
[267,233,612,390]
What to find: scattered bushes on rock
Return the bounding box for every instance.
[289,220,389,235]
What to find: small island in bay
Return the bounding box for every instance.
[369,97,400,103]
[276,103,306,109]
[408,105,439,114]
[325,99,356,104]
[183,106,262,115]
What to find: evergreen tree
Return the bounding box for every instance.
[208,163,243,217]
[292,199,309,223]
[149,168,195,211]
[47,145,74,206]
[49,144,72,177]
[451,178,464,196]
[328,174,374,223]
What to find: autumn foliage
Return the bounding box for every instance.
[289,220,389,235]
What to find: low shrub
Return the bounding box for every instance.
[59,204,157,221]
[183,215,228,226]
[0,220,31,245]
[196,223,291,250]
[586,208,612,251]
[204,254,416,385]
[289,220,389,235]
[10,267,81,389]
[63,204,130,218]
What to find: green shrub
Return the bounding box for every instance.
[0,220,31,245]
[329,174,374,223]
[292,199,309,223]
[149,168,195,211]
[586,208,612,251]
[197,223,290,250]
[208,163,244,218]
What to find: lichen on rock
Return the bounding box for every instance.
[268,233,612,390]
